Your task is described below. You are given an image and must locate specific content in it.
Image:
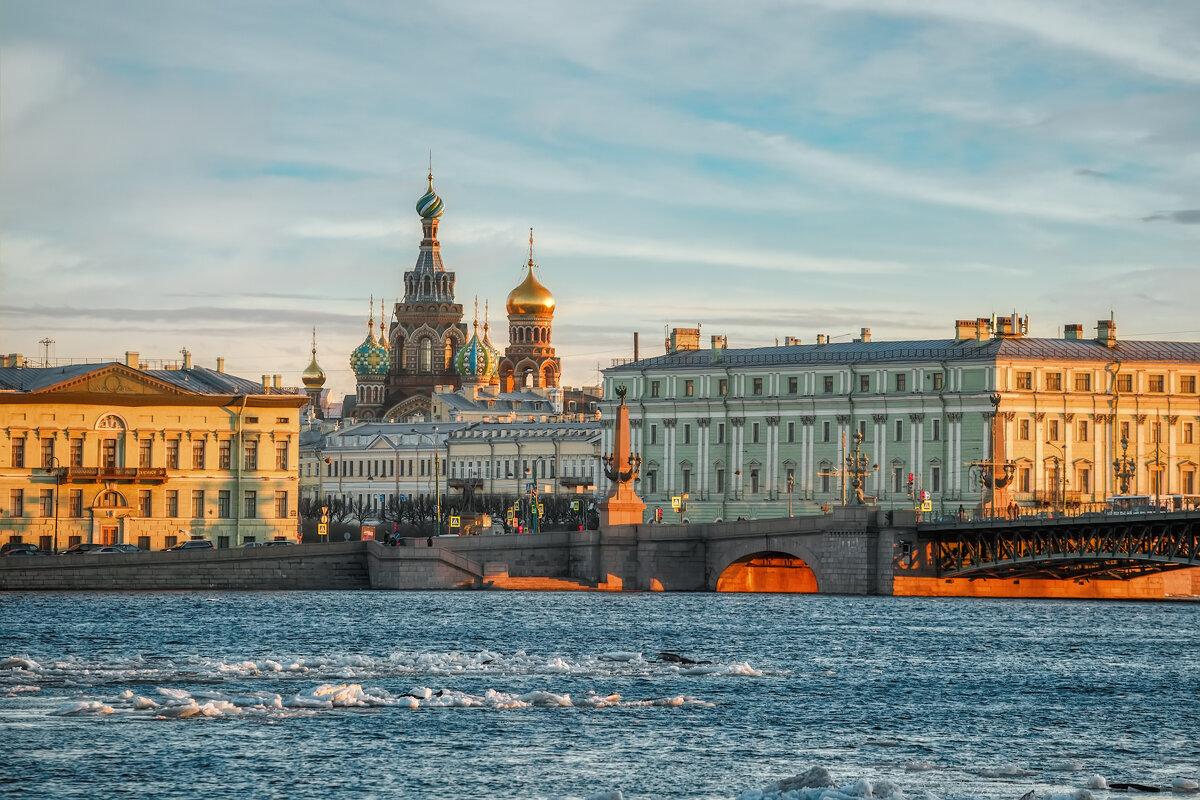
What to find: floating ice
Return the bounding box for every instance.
[904,763,934,773]
[979,765,1037,778]
[50,701,114,716]
[1088,776,1109,789]
[1172,778,1199,793]
[1048,790,1093,800]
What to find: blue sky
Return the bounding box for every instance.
[3,0,1198,402]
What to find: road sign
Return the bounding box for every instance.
[450,515,461,528]
[571,500,580,510]
[921,500,932,512]
[317,523,328,535]
[537,504,544,517]
[671,496,682,511]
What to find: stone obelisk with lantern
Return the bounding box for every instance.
[599,385,646,526]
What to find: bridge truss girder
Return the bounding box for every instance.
[925,516,1200,581]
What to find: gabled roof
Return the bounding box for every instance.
[0,362,297,397]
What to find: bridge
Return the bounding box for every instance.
[915,511,1200,581]
[3,509,1198,595]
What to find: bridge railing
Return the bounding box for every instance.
[921,501,1183,527]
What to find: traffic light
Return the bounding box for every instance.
[654,507,663,522]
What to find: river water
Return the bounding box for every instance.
[1,592,1197,800]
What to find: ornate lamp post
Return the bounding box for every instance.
[46,457,62,553]
[787,471,795,517]
[844,430,877,504]
[1113,435,1136,496]
[1045,441,1066,513]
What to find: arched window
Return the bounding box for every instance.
[420,339,432,372]
[444,340,453,369]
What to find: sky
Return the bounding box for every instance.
[3,1,1199,404]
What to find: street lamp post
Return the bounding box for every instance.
[1045,441,1066,513]
[411,426,442,537]
[787,471,795,518]
[1113,435,1136,496]
[47,457,62,553]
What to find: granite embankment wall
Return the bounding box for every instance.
[0,542,373,591]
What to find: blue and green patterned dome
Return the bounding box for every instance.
[454,323,498,380]
[416,173,444,219]
[349,321,390,376]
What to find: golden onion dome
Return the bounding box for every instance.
[506,262,555,316]
[301,330,326,388]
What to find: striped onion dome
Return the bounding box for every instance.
[415,172,445,219]
[454,321,498,380]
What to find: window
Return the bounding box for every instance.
[860,375,871,392]
[787,422,795,443]
[1152,421,1162,443]
[218,490,231,518]
[1016,372,1032,390]
[931,466,941,493]
[822,466,832,494]
[219,440,232,470]
[684,380,694,397]
[931,419,941,442]
[1182,376,1197,394]
[244,491,257,519]
[1149,374,1165,392]
[275,492,289,519]
[681,469,691,494]
[683,425,691,445]
[139,439,152,468]
[932,373,943,390]
[1185,423,1195,445]
[1075,373,1092,392]
[750,469,760,494]
[753,378,763,395]
[858,420,867,439]
[40,489,54,517]
[1045,372,1062,391]
[646,470,657,494]
[103,439,119,468]
[822,421,831,443]
[1120,421,1130,440]
[895,374,906,392]
[41,438,55,469]
[138,490,152,517]
[651,381,660,398]
[1019,419,1030,440]
[166,440,179,470]
[650,425,657,445]
[70,438,83,467]
[11,438,25,468]
[276,442,289,471]
[895,419,904,442]
[1185,471,1196,494]
[823,376,834,393]
[752,423,760,444]
[1078,420,1089,442]
[718,379,728,396]
[192,441,205,470]
[892,467,903,493]
[191,490,204,518]
[244,440,258,470]
[69,489,83,517]
[10,489,23,517]
[1049,419,1060,440]
[166,490,178,518]
[717,424,725,444]
[788,377,798,394]
[1079,468,1090,495]
[1020,467,1031,492]
[245,417,259,424]
[1117,374,1133,393]
[716,468,725,494]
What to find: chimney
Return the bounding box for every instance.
[124,351,140,369]
[1097,318,1117,348]
[272,374,281,390]
[816,334,826,345]
[182,349,193,369]
[633,332,639,362]
[1064,324,1083,340]
[784,336,801,346]
[860,327,871,343]
[954,320,975,340]
[710,335,726,364]
[216,357,225,373]
[262,375,271,393]
[976,318,991,342]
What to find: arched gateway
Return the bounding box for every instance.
[716,551,819,592]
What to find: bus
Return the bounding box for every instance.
[1106,495,1200,514]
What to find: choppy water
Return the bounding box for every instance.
[1,591,1197,800]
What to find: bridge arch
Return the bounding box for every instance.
[709,536,828,592]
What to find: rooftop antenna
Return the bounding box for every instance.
[39,338,54,367]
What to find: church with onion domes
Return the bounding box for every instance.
[329,170,561,423]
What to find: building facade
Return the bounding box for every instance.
[0,353,308,551]
[602,316,1200,523]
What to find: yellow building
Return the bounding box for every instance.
[0,353,308,551]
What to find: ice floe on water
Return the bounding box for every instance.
[24,681,712,720]
[0,649,766,689]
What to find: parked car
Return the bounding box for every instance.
[167,539,214,551]
[241,541,265,548]
[1,543,50,557]
[264,539,295,547]
[87,544,143,555]
[60,542,107,556]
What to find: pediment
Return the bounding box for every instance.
[32,364,194,397]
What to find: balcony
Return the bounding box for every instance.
[62,467,169,484]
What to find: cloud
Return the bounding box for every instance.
[1141,210,1200,225]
